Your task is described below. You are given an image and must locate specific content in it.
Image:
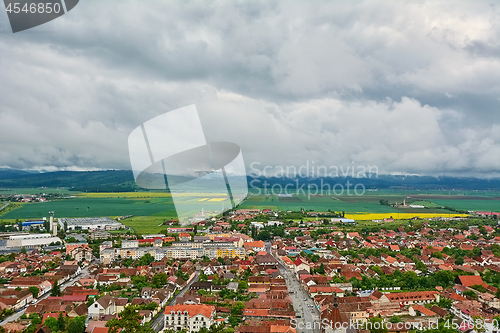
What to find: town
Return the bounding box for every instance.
[0,207,499,333]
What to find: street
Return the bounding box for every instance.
[0,266,91,326]
[266,242,321,333]
[150,269,200,332]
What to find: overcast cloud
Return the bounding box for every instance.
[0,0,499,177]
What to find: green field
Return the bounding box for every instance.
[430,199,500,212]
[0,188,76,195]
[0,198,178,219]
[116,216,171,234]
[239,194,398,212]
[1,188,499,234]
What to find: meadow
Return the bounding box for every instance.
[0,198,178,220]
[344,212,468,221]
[429,199,500,212]
[0,188,75,195]
[238,194,398,213]
[1,188,498,234]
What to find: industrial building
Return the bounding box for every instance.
[58,217,125,231]
[0,233,62,249]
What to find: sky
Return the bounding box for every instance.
[0,0,499,178]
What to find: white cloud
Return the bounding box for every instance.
[0,0,498,177]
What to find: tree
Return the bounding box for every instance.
[44,317,59,332]
[238,281,248,291]
[152,273,169,288]
[58,312,66,331]
[199,323,226,333]
[67,316,86,333]
[463,290,477,299]
[227,315,241,327]
[51,280,61,296]
[437,297,452,309]
[21,247,27,255]
[415,260,427,274]
[432,251,443,259]
[231,302,245,316]
[389,315,402,323]
[257,230,271,241]
[106,305,154,333]
[137,253,154,266]
[28,286,39,298]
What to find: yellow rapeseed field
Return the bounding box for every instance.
[77,192,228,198]
[345,212,469,220]
[77,192,172,198]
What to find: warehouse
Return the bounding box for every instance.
[58,217,125,231]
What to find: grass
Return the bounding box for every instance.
[430,199,500,212]
[76,192,228,198]
[119,216,174,234]
[239,194,397,213]
[0,188,76,195]
[405,200,441,207]
[0,198,178,219]
[77,192,172,198]
[0,202,24,216]
[345,212,468,221]
[1,190,496,233]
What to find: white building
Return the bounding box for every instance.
[164,304,216,332]
[58,217,125,231]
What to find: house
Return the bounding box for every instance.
[385,291,440,305]
[409,304,438,317]
[226,282,239,292]
[458,275,484,287]
[179,233,192,242]
[164,304,216,332]
[88,294,116,320]
[244,241,265,253]
[70,246,93,261]
[294,258,310,273]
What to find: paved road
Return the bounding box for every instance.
[0,203,9,212]
[150,270,201,332]
[0,266,90,326]
[266,242,321,333]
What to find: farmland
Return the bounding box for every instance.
[0,198,178,220]
[1,188,498,233]
[238,194,398,213]
[429,199,500,212]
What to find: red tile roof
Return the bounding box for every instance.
[458,275,484,287]
[412,304,436,316]
[164,304,215,319]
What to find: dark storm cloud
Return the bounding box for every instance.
[0,0,499,176]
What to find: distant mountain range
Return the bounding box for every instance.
[0,168,499,192]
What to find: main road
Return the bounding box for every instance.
[150,269,201,332]
[266,242,321,333]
